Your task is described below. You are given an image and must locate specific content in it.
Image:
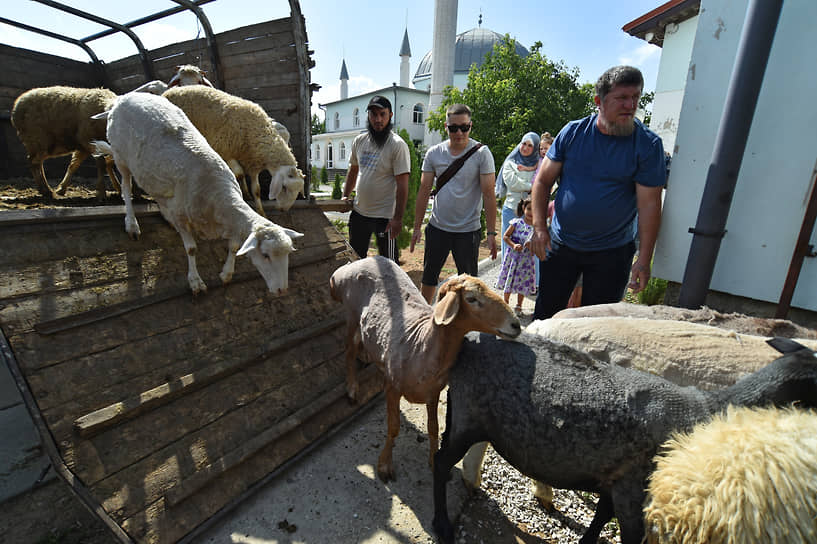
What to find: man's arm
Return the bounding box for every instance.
[530,157,562,260]
[343,165,359,200]
[411,171,435,252]
[480,172,498,260]
[629,184,663,294]
[386,172,410,239]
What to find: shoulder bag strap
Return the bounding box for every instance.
[430,143,483,196]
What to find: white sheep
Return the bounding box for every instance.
[131,80,169,95]
[329,256,521,482]
[645,404,817,544]
[162,85,302,216]
[11,86,120,200]
[92,92,303,295]
[167,64,215,88]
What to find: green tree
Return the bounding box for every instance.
[320,166,328,189]
[427,38,595,168]
[639,91,655,126]
[396,128,422,249]
[310,165,320,192]
[332,173,343,200]
[311,113,325,135]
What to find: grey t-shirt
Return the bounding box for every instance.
[350,131,411,219]
[422,139,495,232]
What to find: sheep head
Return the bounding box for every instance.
[268,166,305,211]
[237,223,304,295]
[168,65,214,88]
[434,274,521,339]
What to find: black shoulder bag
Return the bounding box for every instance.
[430,143,483,196]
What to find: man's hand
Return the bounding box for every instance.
[386,218,401,239]
[530,229,551,260]
[487,235,498,260]
[628,258,652,294]
[410,228,422,252]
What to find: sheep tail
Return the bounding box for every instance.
[91,140,113,158]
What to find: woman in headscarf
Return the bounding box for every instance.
[495,131,540,258]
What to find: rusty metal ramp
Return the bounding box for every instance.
[0,201,381,544]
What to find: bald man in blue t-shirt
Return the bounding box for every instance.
[530,65,666,320]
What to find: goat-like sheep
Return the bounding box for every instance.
[432,333,817,544]
[168,64,215,88]
[11,86,120,200]
[162,85,302,216]
[329,256,521,482]
[92,92,302,295]
[645,404,817,544]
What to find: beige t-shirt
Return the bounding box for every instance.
[350,131,410,219]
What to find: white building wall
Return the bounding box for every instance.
[653,0,817,311]
[650,15,698,154]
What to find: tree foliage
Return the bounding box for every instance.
[396,128,422,249]
[427,38,595,168]
[332,173,343,200]
[311,113,325,135]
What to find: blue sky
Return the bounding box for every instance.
[1,0,664,118]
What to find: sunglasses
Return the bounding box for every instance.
[446,123,472,133]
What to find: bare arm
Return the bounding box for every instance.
[411,171,435,252]
[530,157,562,260]
[343,165,359,200]
[480,172,499,260]
[629,184,663,293]
[386,172,410,239]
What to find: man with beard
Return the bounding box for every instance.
[530,65,666,319]
[342,95,410,261]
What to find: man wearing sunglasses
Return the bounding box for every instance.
[529,65,666,319]
[411,103,498,304]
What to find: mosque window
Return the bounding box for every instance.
[353,108,360,127]
[413,103,424,124]
[315,145,320,161]
[334,112,340,130]
[339,142,347,160]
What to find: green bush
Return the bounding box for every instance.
[320,166,328,188]
[310,165,320,191]
[396,129,421,249]
[638,277,668,306]
[332,173,343,200]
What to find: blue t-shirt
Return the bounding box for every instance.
[547,113,666,251]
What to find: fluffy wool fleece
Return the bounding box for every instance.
[644,405,817,544]
[526,317,817,390]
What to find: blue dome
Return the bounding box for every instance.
[414,28,529,81]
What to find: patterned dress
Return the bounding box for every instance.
[495,218,537,295]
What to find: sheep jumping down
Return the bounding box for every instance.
[329,256,521,482]
[92,92,302,295]
[432,333,817,544]
[11,86,120,200]
[644,404,817,544]
[162,85,302,216]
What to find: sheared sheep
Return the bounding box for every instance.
[162,85,302,216]
[167,64,215,88]
[329,256,521,482]
[11,86,120,200]
[645,404,817,544]
[552,302,817,339]
[432,334,817,544]
[91,91,302,295]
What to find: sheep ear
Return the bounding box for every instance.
[168,73,180,87]
[236,233,258,256]
[282,227,304,240]
[767,337,810,354]
[433,290,460,325]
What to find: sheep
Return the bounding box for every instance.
[552,302,817,339]
[162,85,302,216]
[431,333,817,544]
[328,256,521,482]
[11,86,121,200]
[644,405,817,544]
[167,64,215,88]
[91,91,303,295]
[131,80,169,95]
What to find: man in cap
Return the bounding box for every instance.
[342,95,411,262]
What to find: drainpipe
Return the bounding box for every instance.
[775,172,817,318]
[678,0,783,309]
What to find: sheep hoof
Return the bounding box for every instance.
[345,381,359,404]
[190,280,208,295]
[376,463,395,483]
[432,516,455,544]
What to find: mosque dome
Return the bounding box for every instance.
[413,27,529,82]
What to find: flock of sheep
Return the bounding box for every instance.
[331,257,817,544]
[10,65,306,295]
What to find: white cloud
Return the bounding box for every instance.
[619,42,661,67]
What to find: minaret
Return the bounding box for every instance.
[399,28,411,87]
[427,0,457,144]
[340,59,349,100]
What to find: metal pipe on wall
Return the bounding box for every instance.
[678,0,783,309]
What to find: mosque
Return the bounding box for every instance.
[310,12,528,179]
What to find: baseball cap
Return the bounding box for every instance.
[367,95,392,111]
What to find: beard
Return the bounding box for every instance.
[597,113,635,137]
[367,119,393,147]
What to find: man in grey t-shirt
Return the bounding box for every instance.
[343,95,410,262]
[410,103,497,303]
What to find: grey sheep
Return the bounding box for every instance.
[432,334,817,544]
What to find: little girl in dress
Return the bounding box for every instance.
[495,198,536,313]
